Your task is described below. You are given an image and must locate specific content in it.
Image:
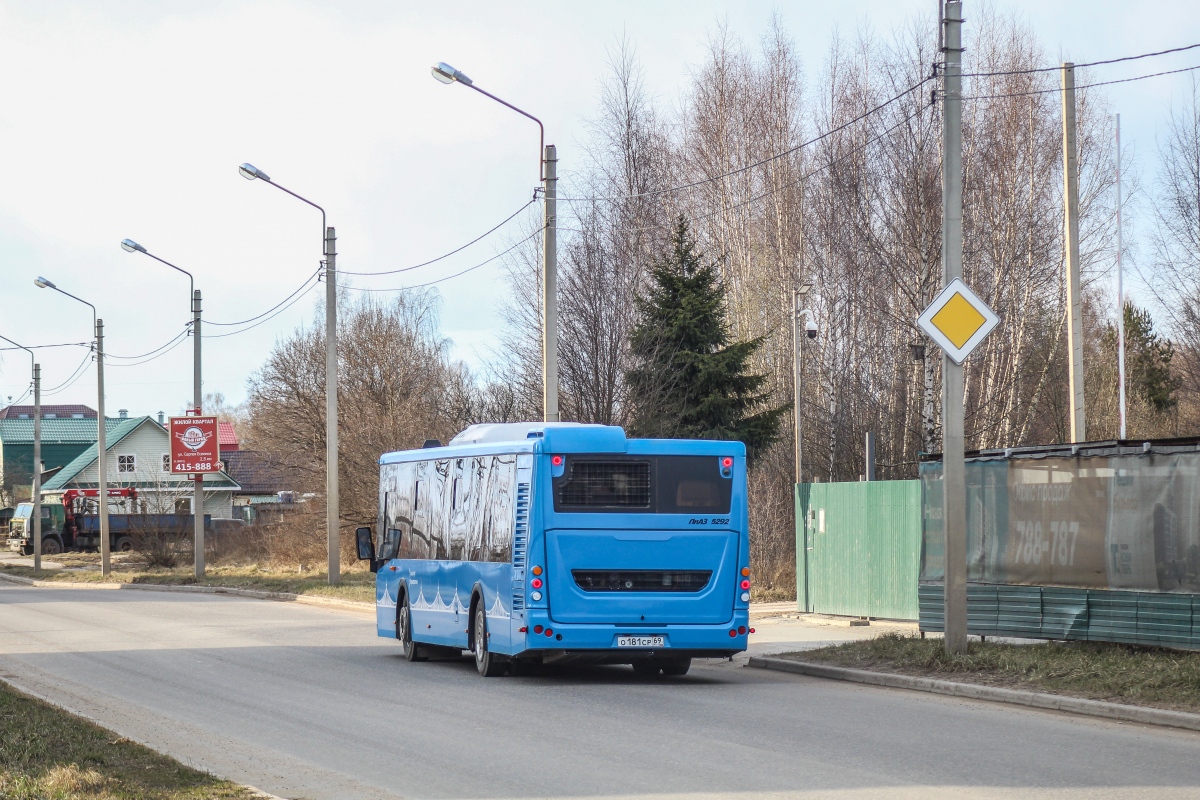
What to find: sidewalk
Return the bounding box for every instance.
[743,603,917,663]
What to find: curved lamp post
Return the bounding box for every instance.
[431,61,559,423]
[34,277,110,576]
[121,239,206,578]
[238,164,340,585]
[0,334,40,572]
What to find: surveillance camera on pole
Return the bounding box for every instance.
[805,319,818,339]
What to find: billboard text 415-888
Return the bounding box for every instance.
[169,415,219,474]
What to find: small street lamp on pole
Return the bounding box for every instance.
[238,164,340,586]
[431,61,559,422]
[792,283,815,485]
[121,239,206,578]
[34,277,110,576]
[0,334,40,573]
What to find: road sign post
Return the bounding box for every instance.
[917,274,998,655]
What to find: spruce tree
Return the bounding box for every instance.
[625,217,788,456]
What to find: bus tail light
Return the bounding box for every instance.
[545,628,554,637]
[531,578,543,589]
[738,626,746,635]
[728,629,737,637]
[534,625,544,634]
[740,579,751,590]
[531,565,543,576]
[741,567,751,577]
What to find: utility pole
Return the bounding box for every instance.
[865,431,875,481]
[193,289,205,578]
[1115,113,1128,440]
[326,226,340,584]
[33,363,41,573]
[940,0,968,656]
[2,335,41,571]
[792,288,804,485]
[543,145,559,423]
[96,318,110,577]
[1062,63,1086,443]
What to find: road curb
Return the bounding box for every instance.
[747,656,1200,733]
[0,570,374,613]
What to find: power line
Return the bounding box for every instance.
[203,278,322,338]
[106,328,190,360]
[960,63,1200,101]
[106,332,191,367]
[41,350,93,395]
[957,42,1200,79]
[0,342,91,351]
[556,77,934,204]
[343,228,543,294]
[206,267,322,326]
[341,200,537,276]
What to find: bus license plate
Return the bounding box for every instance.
[617,635,664,648]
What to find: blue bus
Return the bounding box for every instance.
[355,422,752,677]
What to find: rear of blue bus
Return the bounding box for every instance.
[515,426,751,664]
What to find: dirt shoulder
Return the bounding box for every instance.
[782,632,1200,715]
[0,557,374,604]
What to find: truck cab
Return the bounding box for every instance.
[7,502,66,555]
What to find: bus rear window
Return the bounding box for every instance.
[554,456,731,514]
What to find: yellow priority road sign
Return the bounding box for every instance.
[916,278,999,365]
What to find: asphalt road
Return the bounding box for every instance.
[0,583,1198,800]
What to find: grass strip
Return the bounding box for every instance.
[789,632,1200,714]
[0,563,374,604]
[0,680,255,799]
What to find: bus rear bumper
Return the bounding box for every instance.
[512,615,750,659]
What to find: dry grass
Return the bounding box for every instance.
[0,681,254,799]
[0,560,375,603]
[789,632,1200,713]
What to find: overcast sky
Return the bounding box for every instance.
[1,0,1198,420]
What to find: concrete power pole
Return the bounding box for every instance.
[792,288,804,486]
[96,318,110,577]
[1062,63,1086,443]
[940,0,968,656]
[543,145,559,423]
[1115,113,1128,440]
[33,363,41,573]
[326,226,340,585]
[193,289,205,578]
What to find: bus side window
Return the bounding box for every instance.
[489,456,517,563]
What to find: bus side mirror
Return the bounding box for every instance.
[355,527,375,562]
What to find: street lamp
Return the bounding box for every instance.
[792,283,815,485]
[121,239,206,578]
[34,277,111,576]
[238,163,340,585]
[431,61,559,422]
[0,334,40,572]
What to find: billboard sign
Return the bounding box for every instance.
[920,449,1200,593]
[169,415,220,474]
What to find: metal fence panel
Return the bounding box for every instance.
[796,480,921,620]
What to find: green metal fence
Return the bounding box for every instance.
[795,480,922,620]
[918,583,1200,649]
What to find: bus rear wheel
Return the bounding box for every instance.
[398,596,427,663]
[660,657,692,676]
[473,602,505,677]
